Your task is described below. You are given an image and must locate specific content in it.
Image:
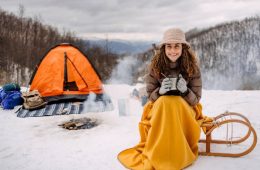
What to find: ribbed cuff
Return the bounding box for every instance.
[180,89,189,97]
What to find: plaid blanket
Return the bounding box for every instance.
[17,102,84,118]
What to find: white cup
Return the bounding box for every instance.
[169,78,177,90]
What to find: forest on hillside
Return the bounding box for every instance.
[186,16,260,90]
[0,7,119,86]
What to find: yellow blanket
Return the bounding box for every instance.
[118,96,211,170]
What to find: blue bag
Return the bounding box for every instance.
[1,91,23,109]
[0,88,8,103]
[0,88,2,103]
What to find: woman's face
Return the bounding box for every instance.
[165,43,182,62]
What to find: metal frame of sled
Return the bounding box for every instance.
[199,112,257,157]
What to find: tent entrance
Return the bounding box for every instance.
[64,81,78,91]
[63,52,87,91]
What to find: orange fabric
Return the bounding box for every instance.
[30,44,103,96]
[118,96,212,170]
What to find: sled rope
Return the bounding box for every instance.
[224,115,231,145]
[225,114,234,146]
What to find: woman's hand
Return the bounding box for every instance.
[159,78,172,95]
[177,74,189,95]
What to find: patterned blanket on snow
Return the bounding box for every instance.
[17,102,84,118]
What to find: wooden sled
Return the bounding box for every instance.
[199,112,257,157]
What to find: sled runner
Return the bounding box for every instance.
[199,111,257,157]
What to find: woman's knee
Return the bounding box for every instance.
[156,95,184,105]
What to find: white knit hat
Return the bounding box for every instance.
[160,28,190,48]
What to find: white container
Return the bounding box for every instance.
[118,98,129,116]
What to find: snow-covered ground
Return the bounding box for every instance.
[0,84,260,170]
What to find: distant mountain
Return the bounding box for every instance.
[85,39,154,55]
[186,16,260,90]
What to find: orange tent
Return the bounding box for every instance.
[29,43,104,102]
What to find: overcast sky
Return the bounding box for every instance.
[1,0,260,41]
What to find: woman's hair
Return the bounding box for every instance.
[150,44,199,78]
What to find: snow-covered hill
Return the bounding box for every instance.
[0,84,259,170]
[187,17,260,90]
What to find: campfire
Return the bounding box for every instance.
[59,117,98,130]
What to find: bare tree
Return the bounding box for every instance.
[0,7,120,85]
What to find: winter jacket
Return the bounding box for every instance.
[145,62,202,106]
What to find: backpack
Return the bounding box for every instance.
[1,91,23,109]
[22,90,47,110]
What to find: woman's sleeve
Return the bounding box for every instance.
[183,68,202,106]
[145,69,161,102]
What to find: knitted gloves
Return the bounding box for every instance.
[176,74,189,96]
[159,78,173,95]
[159,74,189,96]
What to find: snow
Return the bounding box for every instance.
[0,84,260,170]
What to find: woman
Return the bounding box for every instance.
[118,28,209,170]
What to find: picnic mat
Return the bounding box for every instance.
[17,97,114,118]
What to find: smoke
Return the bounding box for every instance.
[82,92,114,113]
[107,55,140,84]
